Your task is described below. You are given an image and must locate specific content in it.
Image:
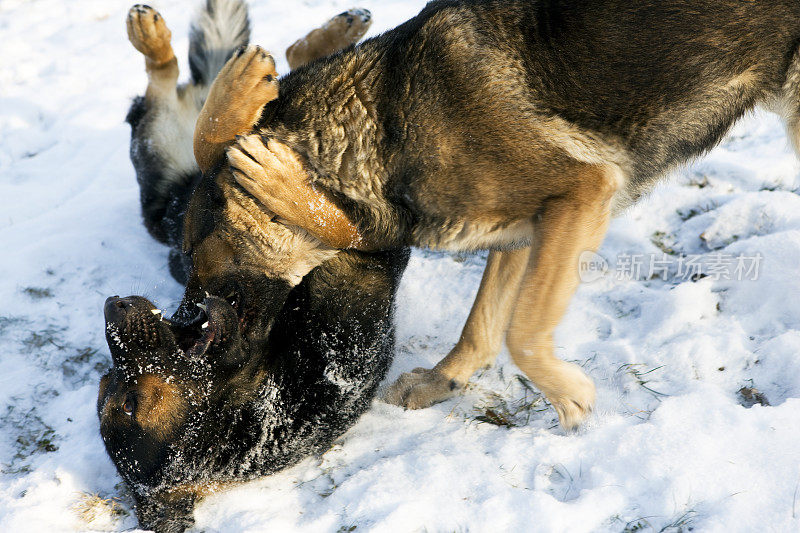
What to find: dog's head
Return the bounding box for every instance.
[98,294,251,530]
[177,164,338,350]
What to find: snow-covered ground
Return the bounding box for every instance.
[2,0,800,531]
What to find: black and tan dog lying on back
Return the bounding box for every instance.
[99,3,407,532]
[179,0,800,430]
[124,0,373,283]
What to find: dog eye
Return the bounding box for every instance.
[122,393,137,417]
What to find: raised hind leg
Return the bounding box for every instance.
[127,4,178,100]
[193,45,279,173]
[286,8,372,70]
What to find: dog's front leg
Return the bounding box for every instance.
[384,247,529,408]
[127,5,178,101]
[228,135,370,250]
[193,45,279,173]
[505,164,621,430]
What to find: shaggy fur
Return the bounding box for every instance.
[103,3,402,532]
[188,0,800,429]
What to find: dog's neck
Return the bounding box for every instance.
[256,43,410,247]
[265,47,385,183]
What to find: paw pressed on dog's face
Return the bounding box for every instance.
[228,134,366,249]
[127,4,174,65]
[227,135,313,229]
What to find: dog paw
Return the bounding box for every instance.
[328,8,373,44]
[127,4,174,65]
[197,45,278,151]
[383,368,460,409]
[227,135,307,221]
[286,8,372,69]
[218,44,279,110]
[543,362,596,431]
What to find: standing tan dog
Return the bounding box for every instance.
[180,0,800,430]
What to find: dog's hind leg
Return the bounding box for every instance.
[506,164,621,430]
[127,5,178,101]
[286,8,372,70]
[193,45,279,173]
[384,248,529,409]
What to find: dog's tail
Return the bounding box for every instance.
[188,0,251,86]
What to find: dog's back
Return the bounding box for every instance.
[397,0,800,203]
[126,0,250,282]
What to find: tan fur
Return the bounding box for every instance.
[189,170,338,287]
[194,45,279,173]
[135,375,188,440]
[286,9,372,70]
[228,135,367,249]
[98,374,187,441]
[384,248,530,408]
[411,217,536,252]
[777,47,800,156]
[161,480,234,501]
[503,164,620,429]
[127,5,177,91]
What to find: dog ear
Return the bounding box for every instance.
[227,135,369,250]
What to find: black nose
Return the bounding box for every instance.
[104,296,132,322]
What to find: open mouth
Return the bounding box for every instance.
[104,295,240,360]
[164,296,238,358]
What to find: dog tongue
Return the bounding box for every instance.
[186,325,215,358]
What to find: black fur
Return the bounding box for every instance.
[125,0,251,282]
[99,247,408,532]
[108,2,411,531]
[126,96,200,255]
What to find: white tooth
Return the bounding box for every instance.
[201,322,209,329]
[197,303,208,312]
[150,309,162,316]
